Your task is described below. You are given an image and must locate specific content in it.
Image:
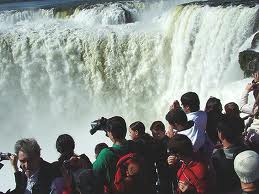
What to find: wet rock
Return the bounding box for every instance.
[239,50,259,77]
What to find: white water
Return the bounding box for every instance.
[0,0,258,191]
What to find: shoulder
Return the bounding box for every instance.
[211,148,224,160]
[97,148,115,159]
[40,159,53,170]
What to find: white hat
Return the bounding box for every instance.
[234,150,259,183]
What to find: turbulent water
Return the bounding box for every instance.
[0,0,258,190]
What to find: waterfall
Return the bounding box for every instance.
[163,4,258,106]
[0,0,258,190]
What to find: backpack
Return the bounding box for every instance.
[109,148,148,194]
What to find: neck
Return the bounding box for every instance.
[241,182,257,192]
[26,167,39,178]
[222,141,232,149]
[113,139,126,146]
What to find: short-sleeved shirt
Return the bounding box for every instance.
[93,143,129,190]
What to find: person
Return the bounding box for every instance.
[128,121,146,141]
[93,116,131,194]
[165,109,205,152]
[243,112,259,153]
[180,92,207,132]
[168,92,207,150]
[240,72,259,115]
[150,121,175,194]
[167,134,210,194]
[240,74,259,151]
[52,134,93,194]
[212,115,248,193]
[225,102,241,118]
[7,138,57,194]
[205,97,223,144]
[128,121,159,194]
[150,121,166,141]
[55,134,76,165]
[95,143,108,159]
[234,150,259,194]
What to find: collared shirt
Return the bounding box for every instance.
[24,170,39,194]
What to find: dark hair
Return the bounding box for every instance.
[95,143,108,156]
[167,134,193,157]
[150,121,165,132]
[106,116,127,139]
[80,154,93,169]
[217,115,244,144]
[129,121,145,136]
[224,102,240,118]
[181,92,200,112]
[253,90,259,100]
[56,134,75,154]
[205,97,222,113]
[165,109,187,126]
[14,138,41,157]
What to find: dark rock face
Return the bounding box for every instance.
[239,27,259,77]
[239,50,259,77]
[183,0,259,7]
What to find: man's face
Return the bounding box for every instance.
[151,129,165,140]
[18,150,40,178]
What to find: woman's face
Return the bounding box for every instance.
[128,128,139,140]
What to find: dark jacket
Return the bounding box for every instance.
[8,159,56,194]
[133,133,160,194]
[156,136,175,194]
[212,144,247,193]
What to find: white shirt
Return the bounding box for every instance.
[187,111,207,131]
[24,170,39,194]
[185,111,207,151]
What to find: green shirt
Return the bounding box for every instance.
[93,143,129,188]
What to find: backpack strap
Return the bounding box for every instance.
[116,153,137,167]
[108,147,123,158]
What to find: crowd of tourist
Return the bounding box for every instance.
[1,73,259,194]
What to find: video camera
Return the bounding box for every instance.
[0,153,11,170]
[0,152,11,162]
[90,117,108,135]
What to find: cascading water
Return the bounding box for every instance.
[0,0,258,190]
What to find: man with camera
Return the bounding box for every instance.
[92,116,131,194]
[5,138,57,194]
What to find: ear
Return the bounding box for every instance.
[135,130,139,136]
[186,105,191,112]
[107,131,114,140]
